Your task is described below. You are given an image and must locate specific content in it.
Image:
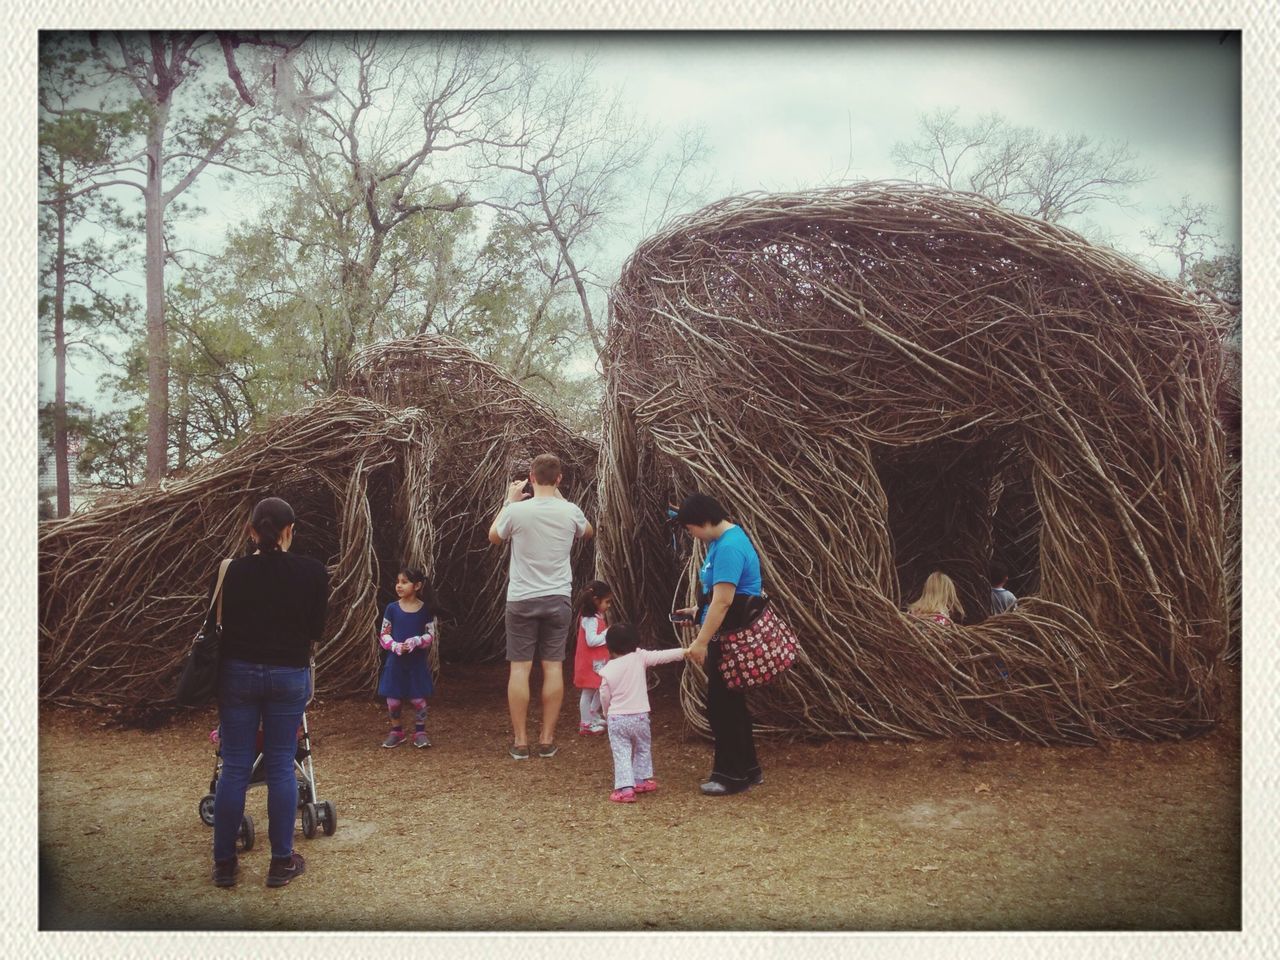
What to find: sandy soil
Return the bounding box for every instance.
[38,662,1240,931]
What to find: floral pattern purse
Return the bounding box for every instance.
[716,600,799,689]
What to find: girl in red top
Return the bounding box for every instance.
[572,580,613,735]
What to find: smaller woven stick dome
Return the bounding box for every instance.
[600,182,1230,744]
[39,336,597,709]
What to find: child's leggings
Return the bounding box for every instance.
[607,712,653,789]
[579,689,602,725]
[386,698,428,730]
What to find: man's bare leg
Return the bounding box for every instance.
[539,660,564,746]
[508,660,532,746]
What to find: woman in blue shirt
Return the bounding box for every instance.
[672,492,764,796]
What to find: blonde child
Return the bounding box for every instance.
[597,623,688,803]
[906,570,964,626]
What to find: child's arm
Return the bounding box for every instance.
[401,621,435,653]
[582,615,608,648]
[640,647,688,668]
[598,675,612,717]
[378,613,405,656]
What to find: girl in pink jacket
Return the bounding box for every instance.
[598,623,689,803]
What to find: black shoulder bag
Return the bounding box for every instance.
[175,558,233,707]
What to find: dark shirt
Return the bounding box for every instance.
[217,551,330,668]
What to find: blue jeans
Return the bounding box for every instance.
[213,659,311,862]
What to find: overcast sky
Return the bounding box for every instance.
[44,31,1241,403]
[564,31,1241,252]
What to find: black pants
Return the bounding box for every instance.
[706,639,761,787]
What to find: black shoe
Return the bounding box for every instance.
[212,857,239,888]
[748,769,765,787]
[509,744,531,760]
[266,852,306,888]
[700,779,748,796]
[537,742,558,758]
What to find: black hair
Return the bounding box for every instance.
[990,562,1010,586]
[249,497,295,553]
[397,565,439,610]
[574,580,613,621]
[671,492,729,528]
[604,622,641,656]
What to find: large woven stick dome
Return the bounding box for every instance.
[599,182,1230,744]
[39,335,597,708]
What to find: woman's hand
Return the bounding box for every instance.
[686,637,709,667]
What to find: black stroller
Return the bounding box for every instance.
[198,711,337,848]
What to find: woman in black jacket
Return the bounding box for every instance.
[211,497,329,888]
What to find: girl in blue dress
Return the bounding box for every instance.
[377,567,437,748]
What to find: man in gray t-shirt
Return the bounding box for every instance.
[488,453,593,759]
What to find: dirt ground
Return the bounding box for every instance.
[38,662,1240,932]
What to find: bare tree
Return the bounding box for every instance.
[635,125,713,241]
[891,108,1151,225]
[260,33,531,387]
[1142,195,1222,285]
[489,56,653,362]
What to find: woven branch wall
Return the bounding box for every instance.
[598,183,1231,744]
[38,336,597,708]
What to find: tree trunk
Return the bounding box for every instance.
[175,368,190,472]
[535,174,604,363]
[143,103,170,484]
[53,172,70,518]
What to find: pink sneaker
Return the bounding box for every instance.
[578,723,593,736]
[634,778,658,794]
[610,787,636,803]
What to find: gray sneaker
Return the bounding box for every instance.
[509,744,530,760]
[413,731,431,749]
[382,730,406,748]
[537,742,558,759]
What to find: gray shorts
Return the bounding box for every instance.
[505,594,572,662]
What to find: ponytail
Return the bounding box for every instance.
[574,580,612,621]
[250,497,296,553]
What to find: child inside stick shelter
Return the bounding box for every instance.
[906,570,964,626]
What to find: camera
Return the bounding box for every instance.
[511,459,534,499]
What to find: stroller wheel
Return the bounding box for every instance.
[320,800,337,836]
[301,802,318,840]
[238,814,256,852]
[199,794,216,827]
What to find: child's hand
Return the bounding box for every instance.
[391,641,404,656]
